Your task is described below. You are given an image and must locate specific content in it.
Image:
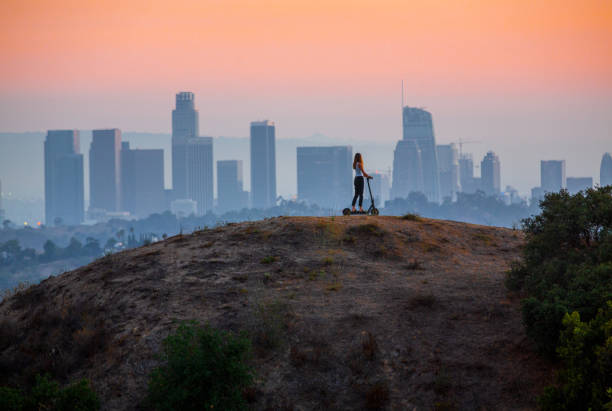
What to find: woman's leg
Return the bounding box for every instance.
[356,177,364,210]
[352,177,360,208]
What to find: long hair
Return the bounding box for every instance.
[353,153,363,170]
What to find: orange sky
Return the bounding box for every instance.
[1,0,611,96]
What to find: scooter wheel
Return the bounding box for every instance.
[342,208,351,216]
[371,208,379,216]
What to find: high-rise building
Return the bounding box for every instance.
[566,177,593,195]
[121,142,165,218]
[437,143,460,201]
[172,92,199,199]
[90,129,121,212]
[250,120,276,209]
[601,153,612,187]
[186,137,214,215]
[480,151,501,196]
[458,153,478,193]
[217,160,248,213]
[371,172,391,207]
[44,130,84,226]
[296,146,352,209]
[391,140,423,200]
[399,107,440,202]
[541,160,566,193]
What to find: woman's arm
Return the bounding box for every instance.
[359,163,371,179]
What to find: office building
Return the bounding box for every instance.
[398,107,440,202]
[250,120,276,209]
[121,142,165,218]
[297,146,352,209]
[458,154,478,193]
[601,153,612,187]
[172,92,199,199]
[541,160,566,193]
[391,140,423,200]
[186,137,214,215]
[217,160,248,213]
[566,177,593,195]
[480,151,501,196]
[437,143,460,201]
[44,130,84,226]
[371,172,391,207]
[90,129,122,212]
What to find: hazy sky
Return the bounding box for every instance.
[1,0,611,195]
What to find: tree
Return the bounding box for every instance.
[41,240,58,262]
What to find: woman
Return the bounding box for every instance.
[352,153,371,213]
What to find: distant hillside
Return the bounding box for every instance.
[0,216,551,410]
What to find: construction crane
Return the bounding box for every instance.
[453,139,482,157]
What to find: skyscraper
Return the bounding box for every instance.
[296,146,352,209]
[186,137,214,215]
[44,130,84,225]
[89,129,122,212]
[391,140,423,200]
[250,120,276,209]
[400,107,440,202]
[437,143,460,201]
[480,151,501,196]
[217,160,248,213]
[601,153,612,187]
[172,92,199,199]
[121,142,165,218]
[566,177,593,195]
[540,160,566,193]
[371,172,391,207]
[458,153,478,193]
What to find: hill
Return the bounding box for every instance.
[0,216,551,410]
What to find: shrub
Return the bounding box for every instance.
[0,374,100,411]
[505,187,612,409]
[147,321,254,411]
[402,213,421,222]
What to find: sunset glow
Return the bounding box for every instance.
[2,0,611,96]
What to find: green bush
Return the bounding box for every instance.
[0,374,99,411]
[539,303,612,411]
[506,187,612,354]
[506,187,612,409]
[147,321,254,411]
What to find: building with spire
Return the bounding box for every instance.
[392,107,440,202]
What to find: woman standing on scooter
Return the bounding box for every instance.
[352,153,371,213]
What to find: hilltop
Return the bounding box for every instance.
[0,216,551,410]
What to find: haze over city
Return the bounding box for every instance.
[1,0,611,203]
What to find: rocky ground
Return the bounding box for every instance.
[0,216,551,410]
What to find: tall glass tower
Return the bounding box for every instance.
[392,107,440,202]
[172,92,199,199]
[601,153,612,187]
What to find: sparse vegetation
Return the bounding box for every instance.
[0,374,100,411]
[402,213,422,222]
[260,256,278,264]
[147,321,254,411]
[408,293,437,309]
[249,298,291,351]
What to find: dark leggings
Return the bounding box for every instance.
[352,176,364,207]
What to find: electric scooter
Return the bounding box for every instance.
[343,176,380,216]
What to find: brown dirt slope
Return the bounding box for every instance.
[0,216,551,410]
